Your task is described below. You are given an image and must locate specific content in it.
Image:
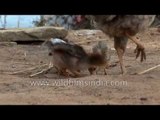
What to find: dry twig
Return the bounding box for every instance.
[29,63,54,77]
[8,64,48,75]
[138,64,160,75]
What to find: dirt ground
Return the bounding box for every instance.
[0,28,160,105]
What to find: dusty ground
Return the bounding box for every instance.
[0,28,160,105]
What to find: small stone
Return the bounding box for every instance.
[140,97,148,101]
[40,61,43,64]
[12,65,16,68]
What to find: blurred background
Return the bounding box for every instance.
[0,15,40,28]
[0,15,160,29]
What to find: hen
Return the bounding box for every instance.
[44,38,107,77]
[79,15,156,74]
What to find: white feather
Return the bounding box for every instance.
[50,38,66,44]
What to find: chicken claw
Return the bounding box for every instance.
[134,45,146,62]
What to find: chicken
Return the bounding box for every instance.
[44,38,107,77]
[79,15,156,74]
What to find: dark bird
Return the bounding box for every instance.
[44,38,107,77]
[78,15,156,74]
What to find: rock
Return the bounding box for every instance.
[0,42,17,47]
[0,27,68,42]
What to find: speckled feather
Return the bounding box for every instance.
[88,15,156,37]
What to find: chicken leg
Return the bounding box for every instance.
[114,37,128,74]
[126,33,146,62]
